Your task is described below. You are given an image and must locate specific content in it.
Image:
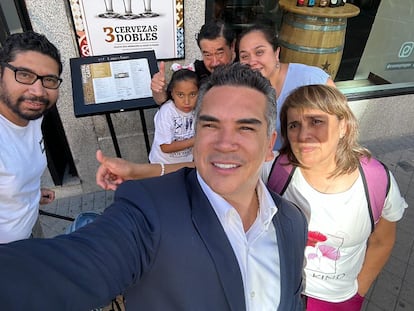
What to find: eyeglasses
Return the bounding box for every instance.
[1,62,62,89]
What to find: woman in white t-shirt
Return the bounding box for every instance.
[268,84,407,310]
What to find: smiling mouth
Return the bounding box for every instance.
[25,101,46,110]
[27,100,44,106]
[213,163,239,169]
[250,66,262,71]
[20,96,49,106]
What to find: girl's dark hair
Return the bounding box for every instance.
[166,69,199,100]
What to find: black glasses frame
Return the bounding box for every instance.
[1,62,62,89]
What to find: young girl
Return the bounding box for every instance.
[149,65,199,164]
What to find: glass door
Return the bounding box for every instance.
[0,0,30,43]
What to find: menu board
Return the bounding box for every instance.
[70,50,158,117]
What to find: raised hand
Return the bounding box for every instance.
[150,61,168,105]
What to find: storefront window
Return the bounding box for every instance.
[206,0,414,99]
[0,0,31,45]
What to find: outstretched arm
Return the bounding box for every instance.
[96,150,194,190]
[357,217,396,296]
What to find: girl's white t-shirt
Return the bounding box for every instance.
[149,100,195,164]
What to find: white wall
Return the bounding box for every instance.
[349,95,414,142]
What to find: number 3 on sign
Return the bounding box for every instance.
[103,27,115,43]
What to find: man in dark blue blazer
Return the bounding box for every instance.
[0,63,307,310]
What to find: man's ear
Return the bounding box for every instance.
[231,39,236,51]
[265,131,277,161]
[230,40,236,62]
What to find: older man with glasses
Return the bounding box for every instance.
[0,31,62,242]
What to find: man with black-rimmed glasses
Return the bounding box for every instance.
[0,31,62,242]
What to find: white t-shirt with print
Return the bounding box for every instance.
[149,100,195,164]
[0,116,46,242]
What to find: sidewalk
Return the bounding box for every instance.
[39,134,414,311]
[360,134,414,311]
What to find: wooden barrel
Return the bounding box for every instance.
[278,12,347,79]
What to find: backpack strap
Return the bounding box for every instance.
[267,154,296,195]
[268,154,390,233]
[358,157,390,233]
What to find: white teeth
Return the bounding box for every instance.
[214,163,237,169]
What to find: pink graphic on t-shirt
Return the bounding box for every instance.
[307,231,341,262]
[307,231,327,247]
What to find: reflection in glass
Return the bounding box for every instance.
[98,0,120,18]
[119,0,140,19]
[140,0,159,17]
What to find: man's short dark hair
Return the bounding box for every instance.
[195,63,276,136]
[196,20,236,48]
[0,31,62,75]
